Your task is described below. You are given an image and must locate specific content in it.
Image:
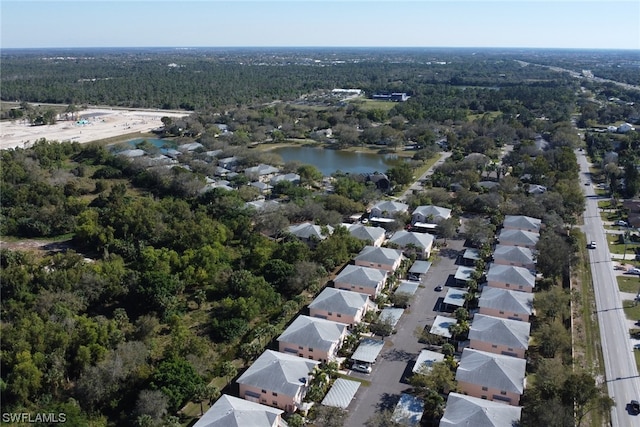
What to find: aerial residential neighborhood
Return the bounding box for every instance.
[1,30,639,427]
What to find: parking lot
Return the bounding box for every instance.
[344,237,466,426]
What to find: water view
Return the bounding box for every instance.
[272,146,395,176]
[127,138,175,149]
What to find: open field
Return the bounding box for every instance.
[0,107,188,150]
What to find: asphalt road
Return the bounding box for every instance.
[343,239,465,426]
[578,150,640,426]
[399,151,452,201]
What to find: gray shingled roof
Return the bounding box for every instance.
[308,288,369,316]
[236,350,319,397]
[497,229,539,247]
[388,230,434,250]
[344,223,386,243]
[371,200,409,216]
[440,392,522,427]
[411,205,452,221]
[493,245,535,266]
[334,264,386,289]
[245,163,280,176]
[456,348,526,394]
[288,222,334,240]
[503,215,541,232]
[193,394,286,427]
[277,315,348,351]
[487,264,535,289]
[478,287,534,316]
[355,246,403,266]
[469,314,531,350]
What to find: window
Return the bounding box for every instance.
[273,401,278,406]
[261,389,267,394]
[499,310,505,314]
[298,346,303,350]
[328,312,332,315]
[272,392,278,396]
[492,344,497,348]
[500,391,507,395]
[505,283,510,287]
[261,399,267,403]
[482,386,488,391]
[337,313,342,317]
[309,348,314,352]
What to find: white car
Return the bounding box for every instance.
[352,364,372,374]
[614,220,628,227]
[587,241,596,249]
[628,268,640,275]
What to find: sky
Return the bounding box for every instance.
[1,0,639,50]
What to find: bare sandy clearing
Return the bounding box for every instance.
[0,108,189,150]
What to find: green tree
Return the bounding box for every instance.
[151,357,205,412]
[217,361,237,383]
[562,371,613,426]
[364,409,402,427]
[313,405,347,427]
[387,162,414,186]
[6,350,43,404]
[409,361,456,394]
[436,217,458,244]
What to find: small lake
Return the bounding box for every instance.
[127,138,176,149]
[272,146,395,176]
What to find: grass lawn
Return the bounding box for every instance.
[574,232,609,427]
[622,300,640,320]
[336,373,371,387]
[618,276,640,293]
[348,98,397,112]
[597,199,623,210]
[606,235,640,254]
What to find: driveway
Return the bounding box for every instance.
[343,238,465,426]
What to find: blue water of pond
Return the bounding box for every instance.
[272,146,396,176]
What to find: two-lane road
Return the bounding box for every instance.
[578,151,640,426]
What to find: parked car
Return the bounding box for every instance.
[627,268,640,275]
[629,400,640,415]
[615,220,628,227]
[587,241,596,249]
[434,285,443,292]
[352,363,372,374]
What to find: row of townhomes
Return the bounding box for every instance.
[193,200,452,426]
[439,214,541,427]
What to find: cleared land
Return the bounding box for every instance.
[0,108,188,150]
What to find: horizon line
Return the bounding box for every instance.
[3,45,639,51]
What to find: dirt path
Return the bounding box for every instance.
[1,238,75,255]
